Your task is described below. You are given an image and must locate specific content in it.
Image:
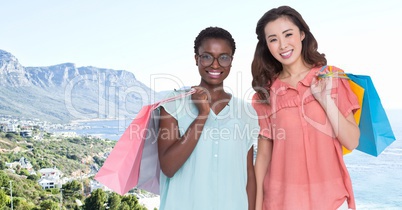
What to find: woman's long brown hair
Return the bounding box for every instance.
[251,6,327,103]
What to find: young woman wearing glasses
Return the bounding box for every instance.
[157,26,259,210]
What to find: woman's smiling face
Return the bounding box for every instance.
[196,38,232,87]
[264,16,305,67]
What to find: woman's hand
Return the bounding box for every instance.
[310,71,360,150]
[311,72,333,107]
[191,86,210,116]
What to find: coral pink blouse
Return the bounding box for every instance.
[252,66,360,210]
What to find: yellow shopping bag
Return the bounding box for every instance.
[319,66,364,155]
[342,79,364,155]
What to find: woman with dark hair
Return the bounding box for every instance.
[158,26,259,210]
[251,6,360,210]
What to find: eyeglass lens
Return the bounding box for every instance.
[199,53,232,67]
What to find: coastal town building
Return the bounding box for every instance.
[38,167,63,189]
[5,157,36,175]
[90,180,111,193]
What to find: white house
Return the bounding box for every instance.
[38,177,61,189]
[5,162,19,169]
[38,167,63,189]
[5,157,36,175]
[39,167,62,178]
[4,123,18,133]
[19,157,32,169]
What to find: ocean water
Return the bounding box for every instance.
[61,118,132,140]
[65,109,402,209]
[343,109,402,209]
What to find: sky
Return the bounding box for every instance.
[1,0,402,110]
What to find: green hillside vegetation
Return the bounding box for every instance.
[0,131,153,210]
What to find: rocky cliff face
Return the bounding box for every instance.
[0,50,31,86]
[0,49,163,123]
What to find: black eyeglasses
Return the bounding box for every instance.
[197,53,233,67]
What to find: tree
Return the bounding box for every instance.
[12,198,36,210]
[15,164,21,174]
[19,168,30,176]
[108,192,121,209]
[118,202,130,210]
[93,156,104,166]
[27,174,39,182]
[40,199,59,210]
[37,159,52,168]
[5,133,18,140]
[83,189,107,210]
[0,171,9,187]
[63,180,82,192]
[0,159,5,170]
[120,194,146,210]
[0,189,10,209]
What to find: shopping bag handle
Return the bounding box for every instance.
[318,65,349,79]
[156,88,196,105]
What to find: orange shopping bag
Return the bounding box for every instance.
[318,65,364,155]
[342,79,364,155]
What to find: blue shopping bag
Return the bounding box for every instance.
[346,74,396,157]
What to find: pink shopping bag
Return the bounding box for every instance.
[95,89,195,195]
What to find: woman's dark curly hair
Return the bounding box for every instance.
[194,26,236,56]
[251,6,327,102]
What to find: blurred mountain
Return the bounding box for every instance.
[0,49,165,123]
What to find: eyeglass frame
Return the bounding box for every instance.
[196,53,233,67]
